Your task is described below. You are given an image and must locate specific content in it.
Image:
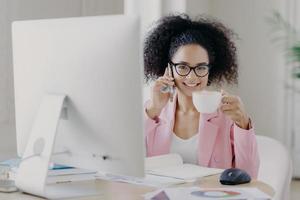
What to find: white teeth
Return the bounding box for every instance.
[185,83,198,87]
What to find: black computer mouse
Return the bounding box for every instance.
[219,168,251,185]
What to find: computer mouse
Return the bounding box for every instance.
[219,168,251,185]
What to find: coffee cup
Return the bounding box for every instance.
[192,90,222,113]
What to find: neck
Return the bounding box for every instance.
[177,91,198,113]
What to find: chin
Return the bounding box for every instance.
[178,85,203,97]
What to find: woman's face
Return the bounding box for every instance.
[170,44,209,97]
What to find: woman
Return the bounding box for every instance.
[143,14,259,178]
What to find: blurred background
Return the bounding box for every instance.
[0,0,299,196]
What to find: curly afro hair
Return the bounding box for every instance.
[143,14,238,86]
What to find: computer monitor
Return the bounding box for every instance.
[12,15,144,198]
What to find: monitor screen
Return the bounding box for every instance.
[12,15,144,178]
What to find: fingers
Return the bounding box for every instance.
[219,90,237,111]
[163,67,168,76]
[163,66,174,80]
[157,68,175,92]
[221,96,237,104]
[219,95,240,113]
[220,89,239,104]
[219,103,236,111]
[155,67,175,102]
[219,90,249,128]
[155,77,174,94]
[221,89,231,104]
[157,77,175,86]
[163,67,172,79]
[168,64,173,78]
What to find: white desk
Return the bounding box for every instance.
[0,175,275,200]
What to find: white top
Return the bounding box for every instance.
[170,133,199,164]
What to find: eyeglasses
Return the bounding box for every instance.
[169,61,210,77]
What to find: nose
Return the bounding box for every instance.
[186,68,197,79]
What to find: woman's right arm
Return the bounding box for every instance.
[144,67,175,156]
[145,66,174,119]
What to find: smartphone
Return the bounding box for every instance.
[160,65,175,102]
[0,180,18,193]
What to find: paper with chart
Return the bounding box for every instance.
[144,187,271,200]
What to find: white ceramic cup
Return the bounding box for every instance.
[192,90,222,113]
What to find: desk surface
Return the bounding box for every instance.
[0,175,274,200]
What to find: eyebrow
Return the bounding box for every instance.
[174,61,209,66]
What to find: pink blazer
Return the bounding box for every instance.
[144,97,260,178]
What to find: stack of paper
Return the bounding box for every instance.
[9,167,97,184]
[1,158,97,184]
[96,173,185,188]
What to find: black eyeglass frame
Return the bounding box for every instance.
[169,61,210,77]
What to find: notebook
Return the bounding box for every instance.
[145,154,224,180]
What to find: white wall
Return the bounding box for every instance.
[0,0,123,160]
[214,0,287,141]
[186,0,211,17]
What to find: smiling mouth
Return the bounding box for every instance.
[183,82,201,87]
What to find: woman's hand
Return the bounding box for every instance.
[219,90,250,130]
[146,66,175,119]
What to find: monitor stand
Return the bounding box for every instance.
[15,94,102,199]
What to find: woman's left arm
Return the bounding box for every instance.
[220,90,260,178]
